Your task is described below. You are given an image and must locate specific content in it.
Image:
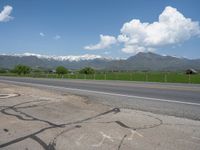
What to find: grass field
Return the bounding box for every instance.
[0,72,200,84]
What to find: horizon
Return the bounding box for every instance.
[0,51,199,61]
[0,0,200,59]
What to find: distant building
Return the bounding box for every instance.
[49,69,56,74]
[186,69,197,74]
[70,72,74,75]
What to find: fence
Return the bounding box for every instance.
[29,72,200,84]
[1,72,200,84]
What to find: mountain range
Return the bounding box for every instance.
[0,52,200,71]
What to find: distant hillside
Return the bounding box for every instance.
[107,52,200,71]
[0,54,112,70]
[0,52,200,71]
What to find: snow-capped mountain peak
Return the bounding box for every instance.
[13,53,103,62]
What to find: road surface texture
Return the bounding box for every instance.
[0,77,200,150]
[0,76,200,120]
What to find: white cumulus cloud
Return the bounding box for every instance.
[0,5,13,22]
[39,32,45,37]
[118,6,200,54]
[54,35,61,40]
[84,34,117,50]
[85,6,200,54]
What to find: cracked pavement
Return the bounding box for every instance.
[0,83,200,150]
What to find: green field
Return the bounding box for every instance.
[0,72,200,84]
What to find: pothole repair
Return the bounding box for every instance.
[0,93,20,99]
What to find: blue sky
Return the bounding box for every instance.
[0,0,200,58]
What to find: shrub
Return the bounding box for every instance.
[13,65,31,75]
[56,66,68,75]
[0,69,7,73]
[79,67,95,74]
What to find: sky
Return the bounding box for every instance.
[0,0,200,59]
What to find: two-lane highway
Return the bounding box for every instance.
[0,76,200,120]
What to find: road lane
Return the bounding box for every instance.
[0,76,200,120]
[0,76,199,104]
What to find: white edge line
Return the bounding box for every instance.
[1,79,200,106]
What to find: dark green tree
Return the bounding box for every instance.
[0,68,7,73]
[14,65,31,75]
[56,66,68,75]
[79,67,95,74]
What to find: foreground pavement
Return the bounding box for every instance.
[0,83,200,150]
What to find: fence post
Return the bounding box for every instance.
[130,73,132,81]
[104,73,106,80]
[145,73,148,82]
[188,74,191,83]
[132,72,134,81]
[164,74,167,82]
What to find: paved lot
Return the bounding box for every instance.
[0,83,200,150]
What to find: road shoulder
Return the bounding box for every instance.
[0,83,200,150]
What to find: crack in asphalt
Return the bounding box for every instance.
[1,100,61,127]
[118,134,127,150]
[30,135,50,150]
[30,125,81,150]
[47,125,82,150]
[0,100,123,149]
[0,99,163,150]
[0,126,55,148]
[81,108,163,131]
[163,123,200,127]
[17,105,39,109]
[0,106,9,110]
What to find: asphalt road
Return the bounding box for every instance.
[0,76,200,120]
[1,82,200,150]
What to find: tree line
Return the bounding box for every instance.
[0,64,95,75]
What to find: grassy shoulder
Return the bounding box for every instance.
[0,71,200,84]
[1,65,199,84]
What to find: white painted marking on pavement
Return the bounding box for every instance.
[128,130,143,140]
[92,131,114,147]
[1,79,200,106]
[75,134,85,146]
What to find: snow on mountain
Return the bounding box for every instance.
[11,53,103,62]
